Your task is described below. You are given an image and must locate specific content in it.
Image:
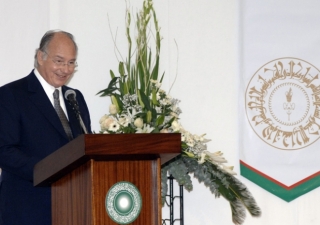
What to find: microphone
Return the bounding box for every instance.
[64,90,88,134]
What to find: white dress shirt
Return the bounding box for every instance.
[34,68,69,119]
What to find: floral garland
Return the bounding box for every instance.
[97,1,261,224]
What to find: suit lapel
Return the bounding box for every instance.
[26,72,69,141]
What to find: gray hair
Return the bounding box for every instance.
[34,30,78,68]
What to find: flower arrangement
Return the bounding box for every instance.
[97,1,261,224]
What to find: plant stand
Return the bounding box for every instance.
[162,175,184,225]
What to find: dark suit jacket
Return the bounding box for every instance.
[0,70,91,225]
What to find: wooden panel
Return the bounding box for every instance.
[156,158,162,225]
[34,134,181,186]
[38,134,178,224]
[84,134,181,156]
[51,159,161,225]
[91,160,160,225]
[51,160,93,225]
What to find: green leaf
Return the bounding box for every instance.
[159,71,165,83]
[108,77,119,88]
[146,110,152,123]
[152,127,160,133]
[137,60,146,93]
[113,94,123,113]
[110,70,116,79]
[96,87,118,97]
[152,88,159,105]
[111,95,120,113]
[151,56,159,81]
[139,89,151,111]
[137,89,145,108]
[151,107,158,123]
[119,62,125,76]
[156,115,165,126]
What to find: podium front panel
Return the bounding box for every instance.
[51,158,161,225]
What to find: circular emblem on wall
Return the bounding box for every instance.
[105,181,142,224]
[245,57,320,150]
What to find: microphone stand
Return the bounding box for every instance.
[66,95,88,134]
[76,113,88,134]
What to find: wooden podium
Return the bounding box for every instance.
[34,134,181,225]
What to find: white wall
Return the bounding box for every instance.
[1,0,319,224]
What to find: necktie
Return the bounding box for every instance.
[53,89,73,141]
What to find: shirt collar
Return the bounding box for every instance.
[33,68,67,117]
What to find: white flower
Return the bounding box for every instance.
[118,116,129,127]
[126,107,139,123]
[204,151,228,164]
[198,152,206,164]
[181,131,194,147]
[109,104,117,115]
[181,130,188,142]
[99,114,109,124]
[171,120,181,132]
[194,134,211,143]
[194,134,204,142]
[134,118,144,128]
[150,79,161,88]
[159,98,170,106]
[149,91,160,101]
[108,121,120,132]
[136,124,154,133]
[160,128,169,133]
[171,105,179,112]
[155,106,162,113]
[222,165,237,175]
[170,112,179,118]
[100,116,115,131]
[187,141,195,147]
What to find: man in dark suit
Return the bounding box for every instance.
[0,30,91,225]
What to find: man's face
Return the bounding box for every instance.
[37,33,77,88]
